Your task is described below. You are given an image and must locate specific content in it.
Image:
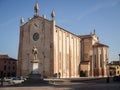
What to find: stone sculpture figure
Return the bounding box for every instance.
[32,46,38,60]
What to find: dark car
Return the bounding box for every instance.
[113,75,120,81]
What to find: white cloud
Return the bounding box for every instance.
[111,0,120,7]
[78,4,104,21]
[77,0,120,21]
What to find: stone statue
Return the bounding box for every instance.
[32,46,38,60]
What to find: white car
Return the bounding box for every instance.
[9,77,24,84]
[4,77,13,82]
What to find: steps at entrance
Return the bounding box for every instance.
[21,74,49,85]
[23,78,48,84]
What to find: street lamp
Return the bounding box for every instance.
[106,59,109,77]
[119,54,120,66]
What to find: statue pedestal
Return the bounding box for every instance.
[31,59,39,74]
[30,59,41,79]
[32,63,39,74]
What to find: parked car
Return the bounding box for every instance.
[9,77,24,84]
[20,76,27,81]
[4,77,13,82]
[113,75,120,81]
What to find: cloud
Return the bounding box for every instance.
[78,4,103,21]
[111,0,120,7]
[77,0,120,21]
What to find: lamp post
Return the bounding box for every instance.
[106,59,109,77]
[104,58,109,77]
[119,54,120,66]
[89,49,93,77]
[106,59,110,83]
[27,53,30,74]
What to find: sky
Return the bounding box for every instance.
[0,0,120,62]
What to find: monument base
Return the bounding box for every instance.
[30,59,41,80]
[32,62,39,74]
[29,74,42,80]
[22,74,48,85]
[31,59,39,63]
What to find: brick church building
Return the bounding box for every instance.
[17,2,109,78]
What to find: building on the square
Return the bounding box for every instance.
[79,31,109,77]
[17,2,80,78]
[0,55,17,77]
[109,61,120,76]
[17,2,109,78]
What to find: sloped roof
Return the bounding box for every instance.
[109,61,120,65]
[55,25,80,38]
[0,55,17,61]
[93,43,109,47]
[21,15,51,27]
[79,34,93,39]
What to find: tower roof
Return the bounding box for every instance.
[20,17,24,25]
[51,10,55,19]
[34,1,40,16]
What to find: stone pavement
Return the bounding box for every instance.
[0,82,120,90]
[0,77,120,90]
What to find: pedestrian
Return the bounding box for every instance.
[58,72,61,78]
[106,76,110,83]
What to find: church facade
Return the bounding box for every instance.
[17,2,108,78]
[17,2,80,78]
